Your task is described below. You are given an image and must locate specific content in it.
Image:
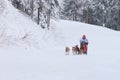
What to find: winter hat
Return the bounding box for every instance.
[82,35,86,39]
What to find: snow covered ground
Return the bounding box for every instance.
[0,0,120,80]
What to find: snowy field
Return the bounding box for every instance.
[0,0,120,80]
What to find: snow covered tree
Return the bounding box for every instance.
[34,0,60,29]
[10,0,60,30]
[43,0,60,29]
[30,0,34,19]
[62,0,79,21]
[12,0,20,9]
[0,0,5,14]
[92,0,120,30]
[82,7,94,24]
[62,0,93,22]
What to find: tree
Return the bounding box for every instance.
[62,0,79,21]
[10,0,60,30]
[30,0,34,19]
[42,0,60,29]
[62,0,93,22]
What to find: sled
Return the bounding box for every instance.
[80,44,87,55]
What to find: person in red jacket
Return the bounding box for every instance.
[80,35,88,54]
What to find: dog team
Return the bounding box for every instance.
[65,35,88,55]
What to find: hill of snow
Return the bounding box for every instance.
[0,0,62,49]
[0,0,120,80]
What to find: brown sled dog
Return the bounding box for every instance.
[65,46,70,55]
[72,45,80,55]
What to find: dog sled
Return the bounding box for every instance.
[80,44,87,55]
